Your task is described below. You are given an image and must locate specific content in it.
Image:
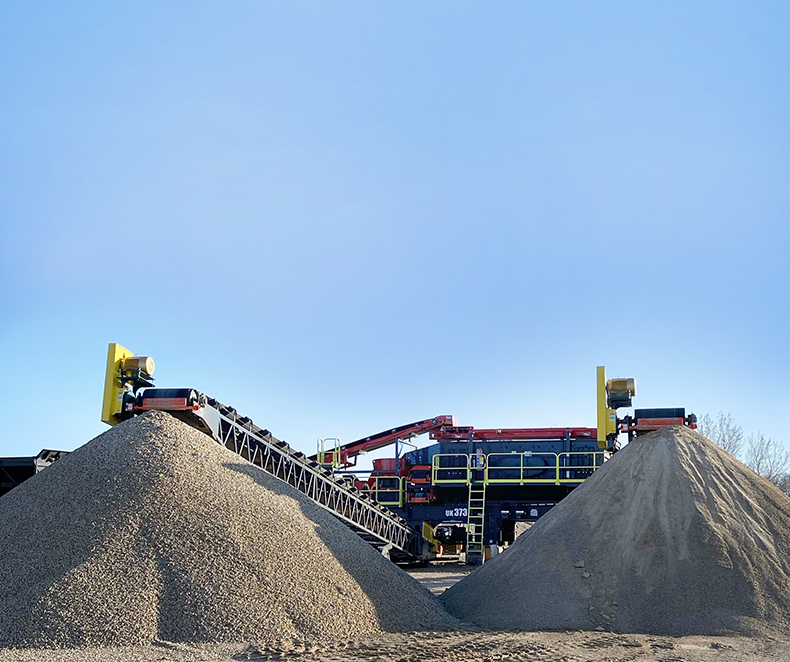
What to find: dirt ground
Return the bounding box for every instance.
[404,561,472,594]
[2,565,789,661]
[233,630,790,662]
[1,630,789,662]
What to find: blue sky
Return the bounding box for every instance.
[1,1,788,460]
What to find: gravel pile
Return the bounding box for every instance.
[0,411,453,648]
[443,426,790,636]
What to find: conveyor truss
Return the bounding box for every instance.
[150,393,423,559]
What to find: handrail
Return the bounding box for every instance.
[372,475,404,508]
[433,450,606,486]
[316,437,341,468]
[432,453,471,484]
[556,451,605,484]
[485,452,560,485]
[483,450,607,485]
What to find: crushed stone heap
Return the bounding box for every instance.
[0,411,453,648]
[442,426,790,636]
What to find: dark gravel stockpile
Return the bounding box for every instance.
[0,411,453,648]
[443,426,790,636]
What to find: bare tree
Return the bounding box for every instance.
[715,412,744,457]
[697,412,744,458]
[697,413,714,440]
[745,433,790,484]
[775,474,790,497]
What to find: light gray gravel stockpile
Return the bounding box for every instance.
[442,426,790,636]
[0,411,453,648]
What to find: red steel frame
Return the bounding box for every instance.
[430,426,597,441]
[314,417,598,470]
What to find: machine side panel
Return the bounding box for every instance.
[101,343,134,426]
[597,365,617,448]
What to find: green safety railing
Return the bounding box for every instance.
[316,437,342,468]
[556,451,606,484]
[486,451,560,484]
[371,475,404,507]
[433,451,607,486]
[432,453,471,484]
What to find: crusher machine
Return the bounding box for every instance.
[313,366,697,565]
[313,420,604,565]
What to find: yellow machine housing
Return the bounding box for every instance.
[596,366,635,449]
[101,343,155,426]
[422,522,442,554]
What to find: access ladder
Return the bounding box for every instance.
[466,481,486,565]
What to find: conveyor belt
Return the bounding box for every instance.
[161,395,421,559]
